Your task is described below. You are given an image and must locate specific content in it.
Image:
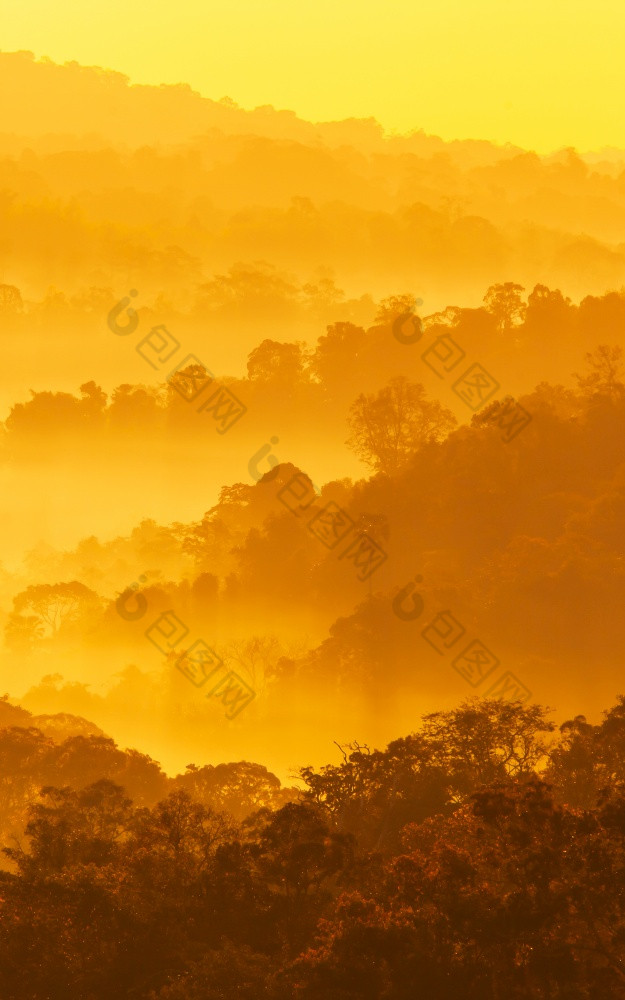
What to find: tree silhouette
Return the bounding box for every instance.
[346,376,456,473]
[483,281,526,332]
[0,284,23,313]
[246,339,306,382]
[575,344,625,400]
[13,582,100,636]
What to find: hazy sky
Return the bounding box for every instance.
[2,0,622,153]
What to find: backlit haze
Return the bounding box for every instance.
[1,3,625,782]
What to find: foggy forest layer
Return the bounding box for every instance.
[1,49,625,999]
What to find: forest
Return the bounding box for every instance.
[0,695,624,997]
[0,289,623,773]
[2,46,625,999]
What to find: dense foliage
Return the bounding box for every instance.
[1,697,625,998]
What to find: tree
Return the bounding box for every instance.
[131,790,234,868]
[222,636,285,697]
[252,800,354,901]
[109,382,165,428]
[79,381,107,425]
[483,282,526,332]
[309,322,367,390]
[246,339,306,382]
[0,284,23,313]
[4,612,44,651]
[5,780,134,877]
[12,582,101,636]
[374,293,419,324]
[299,699,556,852]
[419,698,556,794]
[174,761,297,821]
[346,376,456,474]
[546,696,625,809]
[574,344,625,400]
[290,779,625,999]
[525,283,573,336]
[196,261,300,319]
[302,274,345,318]
[300,736,452,854]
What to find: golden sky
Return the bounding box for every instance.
[2,0,622,153]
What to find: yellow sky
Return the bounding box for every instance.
[1,0,623,153]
